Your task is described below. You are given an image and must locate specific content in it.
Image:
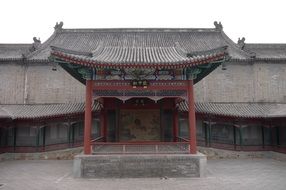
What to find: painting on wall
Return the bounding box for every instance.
[119,109,160,141]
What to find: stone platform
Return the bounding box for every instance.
[73,153,206,178]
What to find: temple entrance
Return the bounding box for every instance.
[119,109,160,141]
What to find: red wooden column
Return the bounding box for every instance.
[173,105,179,142]
[100,109,106,141]
[188,80,197,154]
[84,80,93,154]
[100,111,104,136]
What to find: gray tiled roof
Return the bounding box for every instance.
[245,44,286,60]
[178,102,286,118]
[0,102,101,120]
[51,45,227,68]
[26,28,251,61]
[0,44,31,60]
[1,102,284,120]
[0,108,10,119]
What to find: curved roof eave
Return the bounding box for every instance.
[50,45,228,69]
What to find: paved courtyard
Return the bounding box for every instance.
[0,158,286,190]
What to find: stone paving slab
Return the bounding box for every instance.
[0,158,286,190]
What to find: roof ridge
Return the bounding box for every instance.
[0,43,32,46]
[60,28,219,33]
[246,43,286,45]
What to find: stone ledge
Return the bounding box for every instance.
[0,147,83,161]
[73,153,207,178]
[198,146,286,161]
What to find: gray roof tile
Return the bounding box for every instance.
[0,102,101,120]
[51,45,227,68]
[26,28,251,60]
[0,44,31,60]
[245,44,286,59]
[178,102,286,118]
[1,102,284,120]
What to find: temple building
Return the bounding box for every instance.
[0,21,286,156]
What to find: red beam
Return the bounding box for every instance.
[91,141,189,145]
[93,80,188,91]
[84,80,93,154]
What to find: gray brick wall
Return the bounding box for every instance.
[0,60,285,104]
[195,61,286,103]
[24,63,85,104]
[0,62,85,104]
[0,62,25,104]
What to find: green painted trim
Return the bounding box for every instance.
[36,127,40,151]
[55,59,224,85]
[60,63,86,84]
[276,127,280,146]
[4,128,8,147]
[194,62,221,84]
[42,126,46,149]
[115,103,120,142]
[72,124,75,146]
[208,122,212,146]
[68,124,71,146]
[239,127,243,146]
[160,102,164,141]
[204,122,208,146]
[13,127,17,152]
[78,67,93,80]
[261,126,265,148]
[233,125,237,150]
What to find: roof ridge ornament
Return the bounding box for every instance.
[54,21,64,32]
[214,21,223,31]
[29,37,41,52]
[237,37,246,49]
[237,37,256,58]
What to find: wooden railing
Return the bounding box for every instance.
[176,136,189,142]
[91,136,105,143]
[91,141,190,154]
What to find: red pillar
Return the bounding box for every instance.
[173,106,179,142]
[84,80,93,154]
[188,80,197,154]
[100,111,104,137]
[100,110,105,139]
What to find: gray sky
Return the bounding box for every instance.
[1,0,286,44]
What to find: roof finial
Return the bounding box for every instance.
[33,37,41,44]
[237,37,245,49]
[214,21,223,31]
[54,21,64,32]
[29,37,41,52]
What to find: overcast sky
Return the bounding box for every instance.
[1,0,286,44]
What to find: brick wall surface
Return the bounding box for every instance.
[0,61,285,104]
[0,62,85,104]
[195,61,286,103]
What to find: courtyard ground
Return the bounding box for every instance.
[0,158,286,190]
